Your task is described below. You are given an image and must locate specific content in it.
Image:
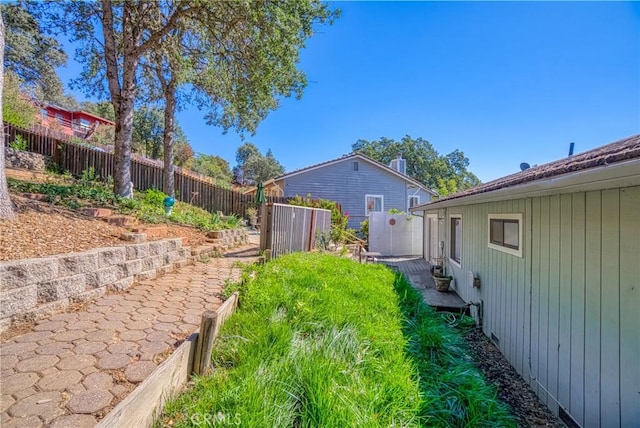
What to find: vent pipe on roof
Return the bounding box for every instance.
[568,142,575,157]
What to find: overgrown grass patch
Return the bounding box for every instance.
[159,253,515,427]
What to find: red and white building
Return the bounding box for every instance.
[38,104,115,140]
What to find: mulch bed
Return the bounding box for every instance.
[463,327,564,428]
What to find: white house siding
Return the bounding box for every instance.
[428,185,639,427]
[281,158,432,229]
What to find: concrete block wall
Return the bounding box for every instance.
[207,229,249,251]
[0,238,190,334]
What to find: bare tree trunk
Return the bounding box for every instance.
[163,81,177,198]
[0,13,16,220]
[112,93,135,197]
[101,0,136,197]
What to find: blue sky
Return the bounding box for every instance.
[60,1,640,184]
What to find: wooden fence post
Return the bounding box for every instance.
[193,311,219,376]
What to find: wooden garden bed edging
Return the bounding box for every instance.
[97,292,240,428]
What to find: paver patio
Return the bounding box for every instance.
[1,242,259,427]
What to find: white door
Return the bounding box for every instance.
[424,214,439,263]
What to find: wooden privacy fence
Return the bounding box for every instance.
[3,123,287,217]
[260,203,332,259]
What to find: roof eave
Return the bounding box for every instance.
[410,158,640,211]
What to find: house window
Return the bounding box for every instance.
[488,214,523,257]
[41,109,48,119]
[450,214,462,266]
[408,195,420,210]
[365,195,383,214]
[353,161,359,171]
[55,113,63,125]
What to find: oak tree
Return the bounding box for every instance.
[352,136,481,196]
[32,1,336,198]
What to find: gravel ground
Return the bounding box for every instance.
[0,195,209,261]
[463,327,565,428]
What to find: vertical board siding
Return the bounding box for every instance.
[584,191,602,427]
[530,198,542,395]
[538,196,551,406]
[558,194,573,410]
[3,123,287,216]
[599,189,620,427]
[618,187,640,427]
[280,157,433,229]
[547,195,561,414]
[570,193,586,426]
[432,186,639,426]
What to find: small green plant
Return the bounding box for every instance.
[387,208,405,214]
[81,166,97,184]
[245,207,257,218]
[9,135,28,151]
[359,218,369,242]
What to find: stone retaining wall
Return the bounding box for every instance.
[0,238,191,334]
[206,228,249,251]
[4,147,49,170]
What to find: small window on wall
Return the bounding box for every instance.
[488,213,523,257]
[408,195,420,210]
[353,161,359,171]
[365,195,383,214]
[450,214,462,266]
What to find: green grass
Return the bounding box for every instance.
[7,178,242,231]
[158,253,515,427]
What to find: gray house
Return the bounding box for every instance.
[273,153,436,229]
[411,135,640,428]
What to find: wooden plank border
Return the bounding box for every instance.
[97,292,240,428]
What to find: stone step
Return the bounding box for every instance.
[102,216,137,227]
[20,192,48,201]
[130,225,168,239]
[79,207,113,218]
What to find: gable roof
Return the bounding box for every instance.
[41,103,116,126]
[411,134,640,210]
[275,152,437,195]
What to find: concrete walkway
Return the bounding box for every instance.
[378,256,468,312]
[1,243,259,428]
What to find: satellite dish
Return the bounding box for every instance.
[520,162,530,171]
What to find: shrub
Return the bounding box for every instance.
[288,194,349,243]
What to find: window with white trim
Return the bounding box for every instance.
[488,213,523,257]
[408,195,420,210]
[365,195,383,214]
[450,214,462,266]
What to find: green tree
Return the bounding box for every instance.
[352,136,480,196]
[190,154,232,186]
[32,1,337,199]
[1,3,67,104]
[132,106,164,159]
[173,140,194,168]
[80,101,115,121]
[2,71,38,128]
[233,144,285,185]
